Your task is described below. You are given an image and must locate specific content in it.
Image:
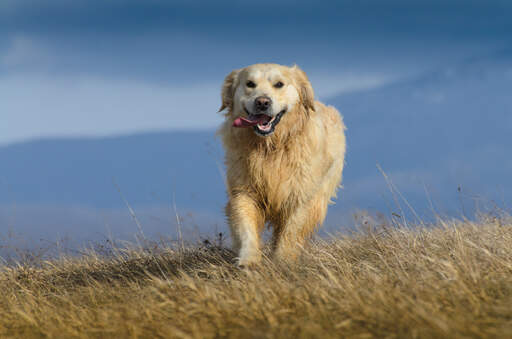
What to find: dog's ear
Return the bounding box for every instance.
[219,69,240,112]
[293,65,315,112]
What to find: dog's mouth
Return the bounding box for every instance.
[232,107,287,136]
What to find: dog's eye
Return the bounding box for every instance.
[274,81,284,89]
[246,81,256,88]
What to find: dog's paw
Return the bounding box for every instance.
[236,255,261,269]
[273,246,301,264]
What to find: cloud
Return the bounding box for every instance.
[0,74,222,145]
[0,33,406,145]
[1,36,51,69]
[311,72,395,98]
[0,68,399,146]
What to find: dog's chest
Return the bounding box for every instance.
[247,147,314,212]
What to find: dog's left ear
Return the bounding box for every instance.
[293,65,315,112]
[219,69,240,112]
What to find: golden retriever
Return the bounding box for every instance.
[218,63,346,266]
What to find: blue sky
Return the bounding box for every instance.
[1,0,511,145]
[1,1,512,246]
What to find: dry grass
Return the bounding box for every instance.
[1,217,511,338]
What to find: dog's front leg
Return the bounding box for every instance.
[226,193,264,267]
[272,195,328,262]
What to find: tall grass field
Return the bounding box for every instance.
[1,216,511,338]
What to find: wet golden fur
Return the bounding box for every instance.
[218,64,346,266]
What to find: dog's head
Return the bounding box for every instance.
[220,64,315,137]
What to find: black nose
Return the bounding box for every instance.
[254,96,272,111]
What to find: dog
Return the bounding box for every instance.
[218,63,346,267]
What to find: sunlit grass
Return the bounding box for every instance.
[1,216,511,338]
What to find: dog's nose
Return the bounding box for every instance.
[255,96,272,111]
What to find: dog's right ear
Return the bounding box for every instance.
[292,65,315,112]
[219,69,240,112]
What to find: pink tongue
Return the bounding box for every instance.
[233,115,271,128]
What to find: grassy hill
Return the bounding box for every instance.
[1,216,511,338]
